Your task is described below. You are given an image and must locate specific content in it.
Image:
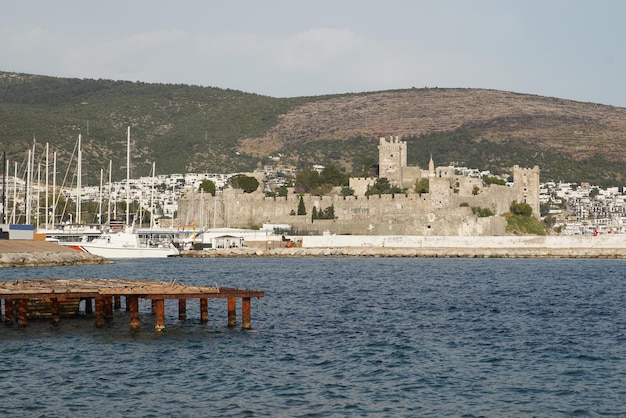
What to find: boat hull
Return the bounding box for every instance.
[71,244,179,258]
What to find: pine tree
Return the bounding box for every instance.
[297,195,306,215]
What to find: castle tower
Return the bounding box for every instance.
[378,136,407,187]
[513,165,540,218]
[428,155,435,177]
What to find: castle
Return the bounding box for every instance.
[177,136,540,236]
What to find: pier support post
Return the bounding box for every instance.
[95,297,105,328]
[50,298,61,326]
[178,299,187,320]
[200,298,208,323]
[4,299,14,325]
[17,299,28,327]
[113,295,121,310]
[84,297,93,315]
[242,297,251,330]
[227,297,236,327]
[129,296,140,330]
[151,300,157,315]
[154,299,165,332]
[104,297,114,323]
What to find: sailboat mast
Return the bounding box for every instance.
[36,163,40,228]
[76,133,82,224]
[107,159,112,225]
[151,161,155,228]
[1,151,5,224]
[26,148,31,223]
[52,152,57,228]
[126,126,130,227]
[98,168,103,225]
[45,143,49,229]
[12,162,17,224]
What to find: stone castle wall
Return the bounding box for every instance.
[177,135,539,236]
[177,180,515,236]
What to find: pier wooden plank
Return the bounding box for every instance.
[0,278,264,331]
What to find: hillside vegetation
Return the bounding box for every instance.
[1,72,625,187]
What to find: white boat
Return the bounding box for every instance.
[68,229,180,258]
[41,223,103,244]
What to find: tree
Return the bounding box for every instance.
[198,179,216,196]
[311,206,318,221]
[295,168,323,192]
[276,186,288,197]
[483,175,506,186]
[510,200,533,217]
[297,195,306,215]
[414,178,429,194]
[228,174,259,193]
[365,177,405,196]
[320,161,348,186]
[340,186,355,197]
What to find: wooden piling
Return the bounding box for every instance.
[227,296,236,327]
[17,299,28,327]
[154,299,165,331]
[50,298,61,326]
[178,299,187,320]
[242,297,251,330]
[200,298,208,323]
[4,299,13,326]
[104,296,114,323]
[84,297,93,315]
[95,297,105,328]
[129,296,140,330]
[113,295,121,310]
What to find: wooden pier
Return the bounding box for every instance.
[0,278,264,331]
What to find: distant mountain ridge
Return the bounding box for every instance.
[1,71,625,187]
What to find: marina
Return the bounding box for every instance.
[0,278,264,331]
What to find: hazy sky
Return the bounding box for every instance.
[3,1,626,107]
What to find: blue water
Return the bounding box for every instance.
[1,258,625,417]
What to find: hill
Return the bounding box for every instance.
[1,72,625,187]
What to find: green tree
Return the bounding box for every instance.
[320,161,349,186]
[510,200,533,217]
[198,179,216,196]
[414,178,429,194]
[295,168,323,192]
[297,195,306,215]
[340,186,355,197]
[365,177,405,196]
[276,185,288,197]
[483,175,506,186]
[228,174,259,193]
[311,206,318,221]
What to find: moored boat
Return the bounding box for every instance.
[68,229,180,258]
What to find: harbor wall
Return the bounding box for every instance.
[301,234,626,249]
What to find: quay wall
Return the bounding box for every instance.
[301,234,626,250]
[180,234,626,258]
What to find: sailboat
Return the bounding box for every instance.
[57,127,180,258]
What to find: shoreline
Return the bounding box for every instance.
[0,240,109,268]
[180,246,626,259]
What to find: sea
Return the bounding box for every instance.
[1,257,625,417]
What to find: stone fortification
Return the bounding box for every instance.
[177,181,514,236]
[177,135,539,236]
